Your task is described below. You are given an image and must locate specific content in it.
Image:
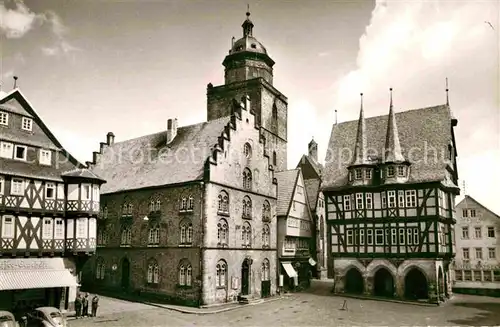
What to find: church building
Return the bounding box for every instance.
[322,89,459,303]
[83,10,288,307]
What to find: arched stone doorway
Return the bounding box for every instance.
[121,258,130,290]
[404,268,428,300]
[241,258,251,296]
[373,268,394,297]
[345,268,364,294]
[438,267,444,300]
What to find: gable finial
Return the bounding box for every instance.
[242,3,254,37]
[13,76,18,89]
[445,77,449,106]
[389,87,393,108]
[335,109,338,124]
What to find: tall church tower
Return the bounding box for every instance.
[207,10,288,171]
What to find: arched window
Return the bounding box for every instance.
[97,228,107,246]
[128,204,133,215]
[120,226,131,245]
[188,196,194,210]
[180,197,187,211]
[261,259,270,281]
[148,225,160,245]
[262,224,270,247]
[242,196,252,218]
[155,199,161,211]
[147,260,159,284]
[180,220,193,244]
[243,143,252,158]
[217,219,229,246]
[149,200,155,212]
[150,198,161,212]
[95,257,105,280]
[217,191,229,213]
[262,200,271,222]
[122,203,129,215]
[179,260,192,287]
[272,151,277,166]
[243,168,252,190]
[241,221,252,247]
[216,260,227,287]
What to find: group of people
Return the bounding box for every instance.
[74,293,99,319]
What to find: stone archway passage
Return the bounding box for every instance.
[438,267,445,300]
[373,268,395,297]
[404,268,428,300]
[345,268,364,294]
[121,258,130,289]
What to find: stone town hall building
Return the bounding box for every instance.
[83,11,288,306]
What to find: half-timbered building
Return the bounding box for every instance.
[83,11,284,307]
[275,168,315,290]
[322,90,459,303]
[0,88,105,315]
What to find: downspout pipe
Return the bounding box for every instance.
[199,181,205,307]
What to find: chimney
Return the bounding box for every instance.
[106,132,115,145]
[167,118,178,144]
[308,138,318,162]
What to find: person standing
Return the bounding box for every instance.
[91,295,99,317]
[74,294,82,319]
[82,293,89,317]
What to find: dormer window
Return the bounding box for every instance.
[21,117,33,131]
[0,112,8,126]
[387,166,395,177]
[348,171,353,181]
[355,169,363,180]
[365,169,372,179]
[397,166,405,177]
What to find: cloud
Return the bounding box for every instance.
[319,0,500,213]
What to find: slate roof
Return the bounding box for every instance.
[304,178,321,211]
[61,168,106,182]
[297,154,323,180]
[275,169,300,216]
[92,116,230,194]
[457,195,500,219]
[323,104,456,190]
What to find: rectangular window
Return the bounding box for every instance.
[406,228,413,245]
[475,248,483,260]
[397,166,405,177]
[366,229,373,245]
[1,216,14,238]
[405,190,417,207]
[346,230,353,245]
[359,229,365,245]
[365,193,372,209]
[0,177,4,195]
[398,191,405,208]
[39,149,51,166]
[0,112,8,125]
[82,185,90,200]
[54,219,64,238]
[343,195,351,211]
[463,270,472,281]
[76,219,87,238]
[399,229,405,245]
[487,227,495,238]
[462,227,469,239]
[22,117,33,131]
[11,178,24,196]
[462,209,468,217]
[488,248,496,259]
[375,229,384,245]
[355,168,363,179]
[43,219,53,239]
[45,183,55,199]
[0,142,13,159]
[474,227,482,239]
[387,166,395,177]
[381,192,387,208]
[14,145,27,161]
[356,193,364,210]
[387,191,396,208]
[470,209,476,217]
[365,169,372,179]
[413,228,419,245]
[391,229,397,245]
[462,248,469,259]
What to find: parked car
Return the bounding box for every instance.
[25,307,66,327]
[0,311,17,327]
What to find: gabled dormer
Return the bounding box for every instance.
[347,93,376,186]
[381,88,411,184]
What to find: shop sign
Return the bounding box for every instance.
[0,260,51,270]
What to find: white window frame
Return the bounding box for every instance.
[375,229,384,245]
[462,227,469,239]
[463,247,470,259]
[0,142,13,159]
[43,218,53,239]
[0,176,4,195]
[365,193,372,209]
[381,192,387,208]
[14,145,27,161]
[45,183,55,199]
[355,168,363,179]
[488,247,496,259]
[359,229,365,245]
[397,165,405,177]
[474,227,482,239]
[82,184,91,200]
[21,117,33,131]
[387,191,396,208]
[0,112,8,125]
[413,228,419,245]
[343,195,351,211]
[346,229,353,245]
[405,190,416,207]
[1,215,14,238]
[366,229,373,245]
[54,218,64,239]
[11,178,24,196]
[487,226,495,238]
[391,229,397,244]
[406,228,413,245]
[475,247,483,260]
[76,218,87,238]
[39,149,52,166]
[387,166,395,177]
[365,168,372,179]
[399,229,405,245]
[356,193,364,210]
[398,190,405,208]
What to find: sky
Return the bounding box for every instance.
[1,0,499,214]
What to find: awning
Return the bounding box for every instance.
[281,262,298,278]
[0,258,79,291]
[309,258,317,266]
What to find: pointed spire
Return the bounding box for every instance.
[445,77,449,106]
[384,88,405,163]
[242,5,254,37]
[352,93,369,165]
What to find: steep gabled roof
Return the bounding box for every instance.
[352,93,369,166]
[456,195,500,219]
[275,168,300,216]
[91,116,230,194]
[304,178,321,211]
[323,104,455,190]
[61,168,106,182]
[384,89,405,163]
[297,154,323,180]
